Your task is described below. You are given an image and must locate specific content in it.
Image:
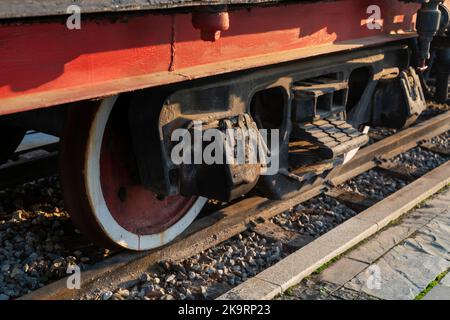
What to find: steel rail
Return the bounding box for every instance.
[19,110,450,300]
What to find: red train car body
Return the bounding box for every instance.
[0,0,448,250]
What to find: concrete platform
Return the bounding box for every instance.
[218,161,450,300]
[279,188,450,300]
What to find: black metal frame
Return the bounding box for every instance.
[127,43,412,201]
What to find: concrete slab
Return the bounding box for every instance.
[345,245,450,300]
[424,198,450,211]
[423,285,450,300]
[219,163,450,300]
[356,162,450,229]
[347,195,449,264]
[331,286,380,300]
[440,273,450,288]
[404,214,450,261]
[433,190,450,206]
[318,258,368,286]
[400,206,446,229]
[252,240,342,294]
[347,225,419,264]
[216,277,281,300]
[255,218,377,292]
[276,281,339,300]
[311,218,378,257]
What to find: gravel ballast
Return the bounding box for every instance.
[0,103,448,300]
[0,177,109,299]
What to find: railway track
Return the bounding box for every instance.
[0,132,59,190]
[221,160,450,300]
[11,108,449,301]
[0,0,448,304]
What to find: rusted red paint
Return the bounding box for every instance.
[99,111,198,235]
[192,11,230,41]
[0,0,420,115]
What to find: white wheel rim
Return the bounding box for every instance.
[84,96,207,251]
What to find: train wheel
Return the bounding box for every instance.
[60,96,207,251]
[0,124,26,165]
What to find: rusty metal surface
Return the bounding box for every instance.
[376,161,416,181]
[0,0,336,19]
[19,110,450,300]
[325,189,378,213]
[0,0,419,116]
[330,112,450,186]
[420,142,450,156]
[0,36,416,115]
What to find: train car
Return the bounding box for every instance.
[0,0,449,251]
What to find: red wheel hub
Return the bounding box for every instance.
[99,114,197,235]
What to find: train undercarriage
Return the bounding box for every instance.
[0,0,449,250]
